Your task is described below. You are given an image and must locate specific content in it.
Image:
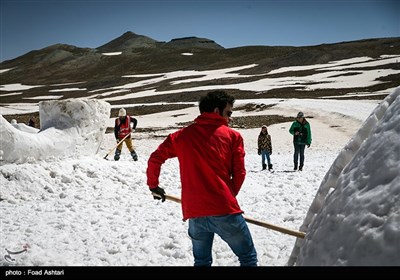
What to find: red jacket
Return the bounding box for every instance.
[147,112,246,220]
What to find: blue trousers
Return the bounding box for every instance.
[293,143,305,167]
[188,214,258,266]
[261,150,272,166]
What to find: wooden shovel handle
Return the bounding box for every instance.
[152,193,306,239]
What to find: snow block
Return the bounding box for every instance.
[0,98,110,163]
[294,87,400,266]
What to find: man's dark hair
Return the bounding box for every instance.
[199,90,235,114]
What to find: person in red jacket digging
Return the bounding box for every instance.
[146,90,257,266]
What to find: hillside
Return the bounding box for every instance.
[1,32,400,126]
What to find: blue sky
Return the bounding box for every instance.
[0,0,399,62]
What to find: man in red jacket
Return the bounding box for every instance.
[147,90,257,266]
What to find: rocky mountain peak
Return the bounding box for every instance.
[166,36,224,49]
[97,31,159,52]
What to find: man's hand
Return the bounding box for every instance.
[257,149,261,155]
[150,187,166,202]
[307,144,310,148]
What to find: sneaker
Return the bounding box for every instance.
[294,166,297,171]
[299,166,303,171]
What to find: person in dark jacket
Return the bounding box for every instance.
[114,108,138,161]
[28,117,35,128]
[257,125,273,171]
[146,90,257,267]
[289,112,312,171]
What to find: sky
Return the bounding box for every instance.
[1,0,399,62]
[0,56,399,268]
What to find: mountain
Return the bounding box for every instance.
[0,32,399,110]
[165,36,224,49]
[97,31,161,52]
[97,31,224,51]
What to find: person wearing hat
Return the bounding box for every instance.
[289,112,312,171]
[257,125,273,171]
[114,108,138,161]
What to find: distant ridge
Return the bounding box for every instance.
[166,36,224,49]
[97,31,160,52]
[96,31,224,52]
[0,33,399,106]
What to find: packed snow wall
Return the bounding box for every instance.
[0,98,110,163]
[288,87,400,265]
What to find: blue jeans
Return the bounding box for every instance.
[188,214,258,266]
[293,143,305,167]
[261,150,272,166]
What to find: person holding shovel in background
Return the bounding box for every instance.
[146,90,257,266]
[114,108,138,161]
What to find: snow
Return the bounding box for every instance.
[0,56,399,266]
[0,99,110,163]
[49,88,87,92]
[0,83,43,91]
[290,87,400,266]
[102,52,122,56]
